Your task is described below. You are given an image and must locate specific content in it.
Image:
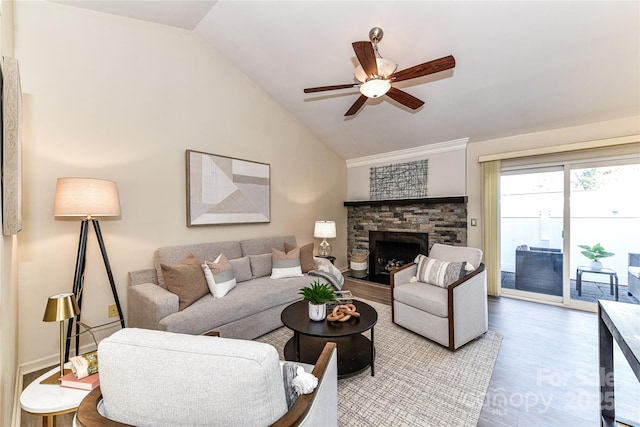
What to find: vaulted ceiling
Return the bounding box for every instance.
[59,1,640,160]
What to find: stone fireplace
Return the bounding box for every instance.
[345,197,468,285]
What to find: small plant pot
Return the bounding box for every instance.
[308,302,326,321]
[590,261,602,271]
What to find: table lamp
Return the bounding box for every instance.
[41,293,80,384]
[53,177,125,362]
[314,220,336,256]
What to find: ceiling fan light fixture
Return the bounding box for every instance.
[360,77,391,98]
[354,57,398,82]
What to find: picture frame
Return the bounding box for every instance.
[2,57,23,236]
[186,150,270,226]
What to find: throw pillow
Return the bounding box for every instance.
[249,253,273,278]
[229,256,253,283]
[203,254,237,298]
[160,253,209,310]
[284,242,315,273]
[282,362,301,409]
[271,247,303,279]
[415,254,466,288]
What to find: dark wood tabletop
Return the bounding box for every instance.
[281,299,378,338]
[281,299,378,378]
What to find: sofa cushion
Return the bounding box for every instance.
[158,276,306,334]
[415,254,465,288]
[250,253,272,278]
[271,248,303,279]
[393,281,448,318]
[160,253,209,310]
[230,256,253,283]
[240,235,297,256]
[285,242,315,273]
[204,254,237,298]
[629,266,640,279]
[155,241,243,289]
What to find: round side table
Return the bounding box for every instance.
[21,366,90,427]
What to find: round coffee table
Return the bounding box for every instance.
[281,299,377,378]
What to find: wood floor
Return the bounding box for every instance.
[21,288,639,427]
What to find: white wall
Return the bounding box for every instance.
[0,1,20,426]
[14,1,347,370]
[347,139,467,200]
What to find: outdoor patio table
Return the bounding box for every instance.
[576,266,619,301]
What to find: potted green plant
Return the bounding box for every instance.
[299,280,338,321]
[578,243,614,271]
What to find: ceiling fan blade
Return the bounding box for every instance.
[386,87,425,110]
[344,95,368,116]
[304,84,359,93]
[388,55,455,83]
[352,41,378,77]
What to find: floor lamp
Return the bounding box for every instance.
[53,177,126,362]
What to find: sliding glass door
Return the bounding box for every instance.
[500,167,564,302]
[500,159,640,309]
[568,161,640,308]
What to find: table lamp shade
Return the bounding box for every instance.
[43,293,80,322]
[42,293,80,384]
[53,178,120,217]
[314,221,336,239]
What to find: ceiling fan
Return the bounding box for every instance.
[303,27,455,117]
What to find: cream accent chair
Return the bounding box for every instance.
[74,328,337,427]
[391,244,488,350]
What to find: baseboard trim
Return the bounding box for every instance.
[12,365,23,427]
[20,342,96,375]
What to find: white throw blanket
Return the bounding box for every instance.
[309,257,344,290]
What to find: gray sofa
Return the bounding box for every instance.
[128,235,320,339]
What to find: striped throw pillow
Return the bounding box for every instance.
[203,253,237,298]
[271,247,303,279]
[415,254,466,288]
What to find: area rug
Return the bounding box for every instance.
[256,299,502,427]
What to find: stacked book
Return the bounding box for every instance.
[60,371,99,391]
[60,351,99,391]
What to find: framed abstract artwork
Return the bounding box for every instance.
[370,159,428,200]
[1,57,23,235]
[186,150,270,226]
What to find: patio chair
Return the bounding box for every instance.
[515,246,562,296]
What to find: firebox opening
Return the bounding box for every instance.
[368,231,429,285]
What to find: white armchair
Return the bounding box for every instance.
[74,328,337,427]
[390,244,488,350]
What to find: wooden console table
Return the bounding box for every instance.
[598,300,640,426]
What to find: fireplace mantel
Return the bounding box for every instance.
[344,196,467,207]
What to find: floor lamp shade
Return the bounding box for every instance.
[314,221,336,256]
[53,178,120,218]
